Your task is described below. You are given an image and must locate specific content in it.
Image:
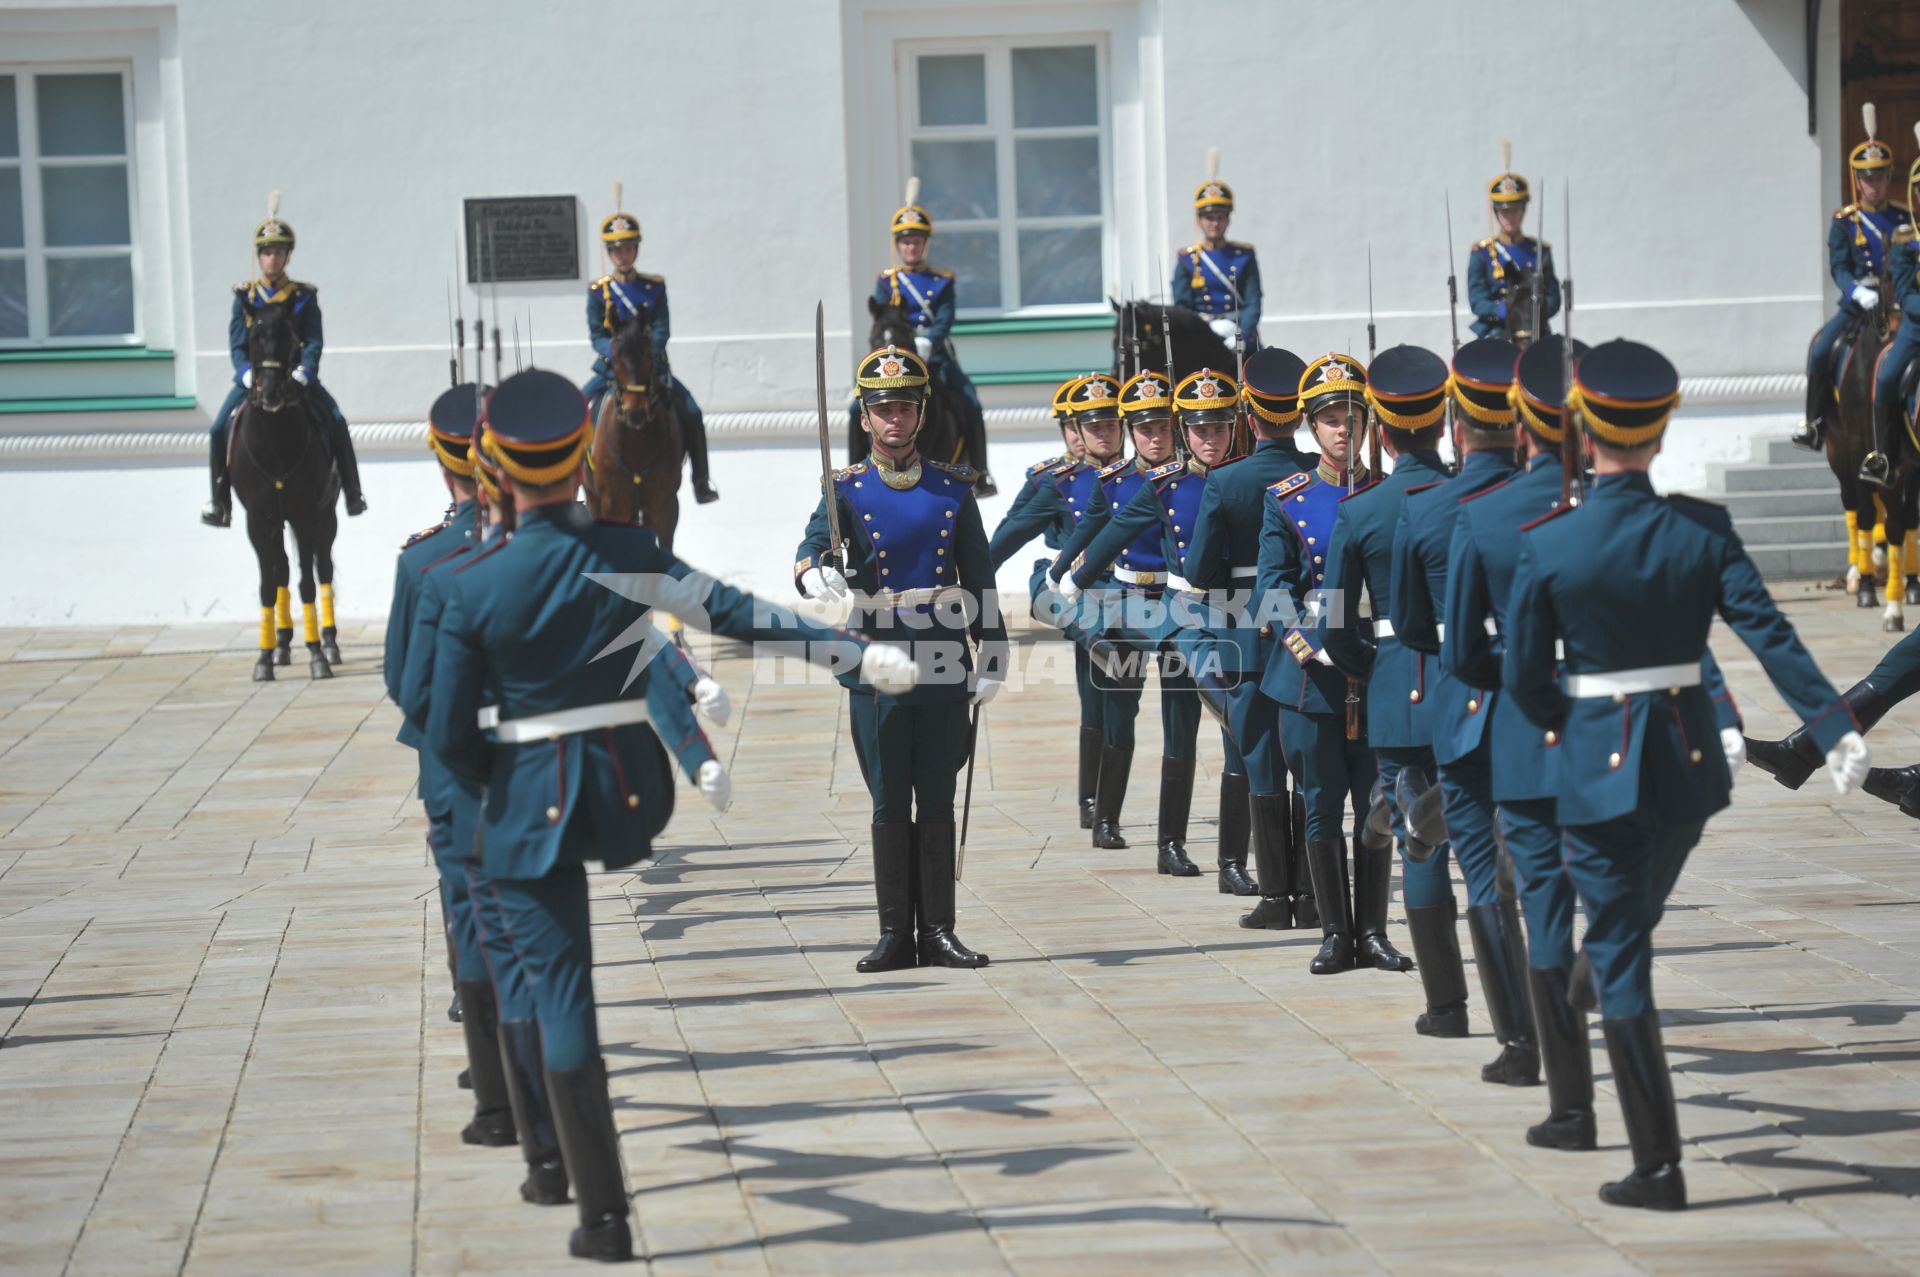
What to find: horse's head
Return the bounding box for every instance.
[867,296,917,352]
[246,301,301,413]
[609,307,660,419]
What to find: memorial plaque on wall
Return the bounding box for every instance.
[463,196,580,283]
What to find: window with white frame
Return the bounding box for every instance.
[902,41,1108,315]
[0,68,138,345]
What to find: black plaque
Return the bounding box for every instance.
[464,196,580,283]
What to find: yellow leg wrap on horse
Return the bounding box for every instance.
[320,582,336,629]
[1893,543,1905,599]
[1906,528,1918,566]
[275,587,292,630]
[1846,510,1860,572]
[259,607,275,651]
[1863,528,1878,577]
[302,602,320,644]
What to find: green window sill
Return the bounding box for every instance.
[0,395,198,413]
[0,347,174,364]
[953,314,1112,336]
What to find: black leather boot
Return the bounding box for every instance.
[1569,947,1598,1013]
[325,414,368,516]
[1078,727,1100,830]
[500,1019,569,1204]
[1304,838,1355,974]
[456,981,517,1147]
[1405,901,1470,1036]
[1466,901,1540,1086]
[857,823,918,972]
[685,404,719,504]
[1239,793,1293,929]
[1156,757,1201,876]
[916,823,988,968]
[1216,772,1257,895]
[1526,966,1597,1150]
[1287,789,1317,927]
[1352,834,1413,971]
[1792,368,1829,451]
[1598,1012,1687,1211]
[202,427,233,527]
[1092,745,1132,849]
[1864,763,1920,818]
[1745,676,1888,792]
[546,1059,634,1260]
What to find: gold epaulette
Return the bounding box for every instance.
[1268,471,1312,500]
[824,460,868,489]
[591,274,612,288]
[1026,454,1064,475]
[1835,204,1858,220]
[1143,459,1183,481]
[1048,458,1082,475]
[931,266,954,279]
[635,271,664,284]
[926,458,977,483]
[402,520,449,548]
[1095,456,1131,480]
[1896,226,1917,244]
[1226,240,1255,253]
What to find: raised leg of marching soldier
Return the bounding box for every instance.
[1441,760,1539,1084]
[1748,624,1915,789]
[1077,650,1102,829]
[1154,651,1204,876]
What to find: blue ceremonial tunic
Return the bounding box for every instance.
[1466,236,1562,340]
[1172,241,1262,349]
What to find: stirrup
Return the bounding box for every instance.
[1789,418,1824,451]
[1860,452,1894,488]
[200,500,232,528]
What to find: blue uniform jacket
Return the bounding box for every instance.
[999,453,1072,551]
[987,459,1102,569]
[1049,457,1165,584]
[1829,202,1914,302]
[1321,449,1451,748]
[1503,472,1852,827]
[794,458,1007,704]
[1389,448,1518,765]
[1466,237,1561,339]
[588,272,671,377]
[385,501,477,752]
[1187,439,1313,675]
[1258,466,1356,717]
[1053,457,1211,588]
[1172,242,1261,347]
[874,267,956,348]
[427,503,863,878]
[230,279,323,381]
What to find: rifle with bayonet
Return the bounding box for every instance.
[814,301,844,572]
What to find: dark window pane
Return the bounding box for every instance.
[1015,137,1100,218]
[917,54,986,127]
[48,255,134,336]
[42,166,130,247]
[0,77,18,159]
[938,230,1001,310]
[37,73,126,156]
[0,168,21,249]
[910,139,997,221]
[1012,46,1097,128]
[0,257,24,338]
[1019,226,1101,306]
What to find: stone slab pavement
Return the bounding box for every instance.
[2,585,1919,1275]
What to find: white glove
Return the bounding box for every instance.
[291,366,311,386]
[692,675,730,726]
[1721,726,1746,776]
[860,643,918,694]
[1208,317,1238,342]
[696,759,732,812]
[1851,284,1881,311]
[799,565,851,601]
[1826,731,1870,795]
[241,368,254,389]
[914,335,934,362]
[1055,573,1083,604]
[970,676,1004,707]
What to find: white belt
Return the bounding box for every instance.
[1114,567,1168,586]
[870,585,967,610]
[1563,663,1701,699]
[1166,572,1195,593]
[481,699,653,743]
[1229,564,1258,579]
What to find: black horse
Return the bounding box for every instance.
[851,298,973,482]
[1823,294,1920,628]
[229,301,341,680]
[1110,300,1236,384]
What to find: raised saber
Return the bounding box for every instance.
[814,301,843,569]
[1560,180,1581,507]
[1444,192,1461,354]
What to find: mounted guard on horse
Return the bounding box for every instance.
[1466,148,1561,347]
[201,193,366,528]
[1172,148,1261,356]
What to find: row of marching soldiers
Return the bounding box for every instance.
[986,333,1874,1214]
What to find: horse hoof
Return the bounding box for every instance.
[1858,590,1880,609]
[252,659,275,683]
[309,658,334,679]
[1906,580,1920,606]
[322,640,343,666]
[1888,616,1907,634]
[274,647,292,666]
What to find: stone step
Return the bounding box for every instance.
[1712,460,1839,494]
[1719,489,1844,519]
[1729,513,1851,546]
[1762,436,1828,465]
[1746,541,1854,580]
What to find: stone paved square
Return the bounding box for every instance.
[3,590,1919,1275]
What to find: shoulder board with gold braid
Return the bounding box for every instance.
[1518,502,1577,532]
[930,266,955,279]
[926,458,977,483]
[635,272,664,285]
[1835,204,1858,220]
[1143,459,1184,481]
[1048,458,1082,476]
[1094,457,1131,480]
[1226,240,1255,253]
[591,274,613,288]
[1896,225,1917,245]
[1026,453,1064,475]
[1473,236,1497,252]
[1339,479,1383,502]
[402,520,450,548]
[825,460,869,489]
[1267,471,1312,500]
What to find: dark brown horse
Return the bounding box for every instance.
[1824,296,1920,629]
[850,298,965,470]
[1111,300,1236,385]
[230,301,341,679]
[585,307,684,550]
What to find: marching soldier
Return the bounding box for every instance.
[1860,125,1920,487]
[1747,624,1914,790]
[862,183,994,493]
[795,345,1008,972]
[1173,149,1262,354]
[1467,161,1561,345]
[1389,339,1535,1082]
[1185,348,1313,917]
[1794,104,1911,457]
[583,210,719,503]
[1501,338,1868,1211]
[427,368,909,1260]
[202,196,366,526]
[988,374,1141,839]
[1258,354,1380,971]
